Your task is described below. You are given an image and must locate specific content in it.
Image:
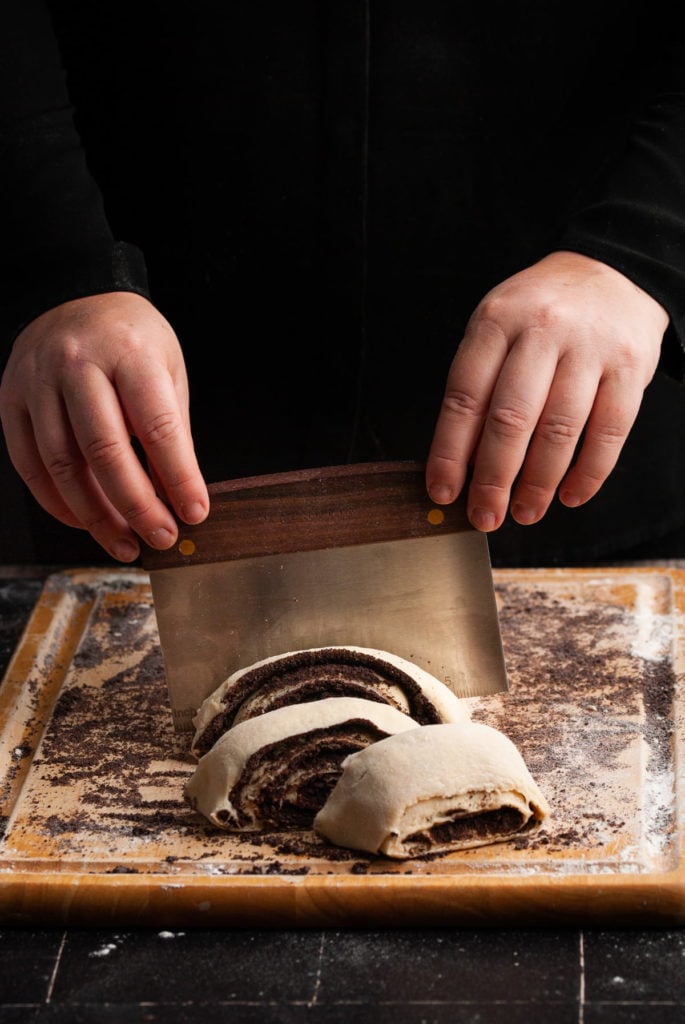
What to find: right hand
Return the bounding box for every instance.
[0,291,209,562]
[426,251,667,531]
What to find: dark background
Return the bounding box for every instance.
[3,0,685,567]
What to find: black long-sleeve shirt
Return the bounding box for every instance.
[2,0,685,564]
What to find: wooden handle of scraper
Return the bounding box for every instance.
[139,460,472,570]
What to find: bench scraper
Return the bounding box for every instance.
[141,461,508,732]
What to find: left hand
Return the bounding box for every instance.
[425,250,669,530]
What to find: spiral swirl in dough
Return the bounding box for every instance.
[314,721,550,858]
[184,696,420,830]
[190,645,469,757]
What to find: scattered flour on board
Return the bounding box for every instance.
[630,579,675,661]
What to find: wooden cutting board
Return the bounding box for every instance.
[0,566,683,927]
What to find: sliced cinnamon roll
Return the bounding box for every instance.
[184,696,419,831]
[314,721,550,859]
[191,646,468,757]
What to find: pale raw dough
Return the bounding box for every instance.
[190,645,469,757]
[313,721,550,858]
[184,695,419,830]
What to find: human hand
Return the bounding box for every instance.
[0,292,209,561]
[426,251,669,530]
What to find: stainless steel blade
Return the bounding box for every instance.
[149,529,507,731]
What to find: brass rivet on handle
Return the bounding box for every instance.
[426,508,445,526]
[178,539,196,556]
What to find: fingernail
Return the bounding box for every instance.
[511,503,537,525]
[182,501,208,524]
[112,539,139,562]
[147,527,176,549]
[470,507,496,531]
[560,492,581,508]
[428,484,454,505]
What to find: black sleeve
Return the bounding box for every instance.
[557,12,685,373]
[0,0,149,361]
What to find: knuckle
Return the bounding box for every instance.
[441,388,482,419]
[46,450,83,484]
[17,463,45,489]
[471,478,510,499]
[488,403,533,438]
[611,341,643,373]
[428,450,460,470]
[113,327,148,361]
[535,415,580,447]
[516,477,553,500]
[84,436,128,471]
[474,293,557,332]
[122,500,155,525]
[572,466,606,491]
[589,422,626,450]
[165,469,199,493]
[52,335,89,375]
[138,411,180,448]
[469,297,507,331]
[82,509,113,533]
[112,318,145,342]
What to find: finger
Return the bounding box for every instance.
[61,366,182,548]
[465,334,558,531]
[115,354,209,525]
[22,391,145,561]
[2,404,85,530]
[557,371,644,508]
[426,319,509,504]
[509,359,598,524]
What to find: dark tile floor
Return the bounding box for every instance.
[1,927,685,1023]
[1,571,684,1024]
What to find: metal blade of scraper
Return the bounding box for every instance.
[141,462,508,732]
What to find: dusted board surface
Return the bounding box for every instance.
[0,566,683,926]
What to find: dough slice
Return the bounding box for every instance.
[313,721,550,858]
[191,646,468,757]
[184,696,419,830]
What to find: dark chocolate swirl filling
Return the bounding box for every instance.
[195,647,444,756]
[403,806,529,857]
[226,720,393,829]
